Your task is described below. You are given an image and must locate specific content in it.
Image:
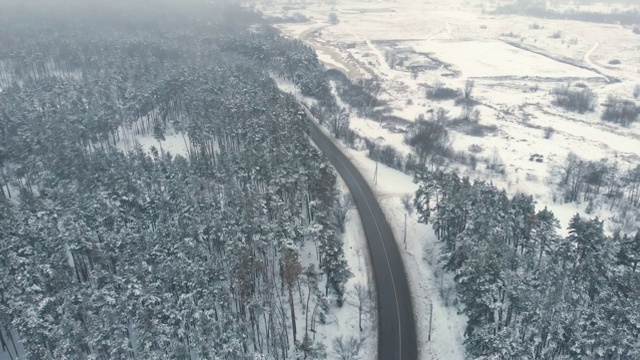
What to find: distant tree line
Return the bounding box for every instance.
[266,12,309,24]
[495,2,640,26]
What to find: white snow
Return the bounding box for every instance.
[263,0,640,358]
[302,111,468,359]
[344,149,468,360]
[115,121,191,159]
[274,79,376,358]
[312,177,377,360]
[316,49,351,74]
[407,39,602,79]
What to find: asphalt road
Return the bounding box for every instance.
[305,111,418,360]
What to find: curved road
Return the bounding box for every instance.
[304,110,418,360]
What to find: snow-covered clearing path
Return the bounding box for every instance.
[582,41,613,80]
[583,41,600,68]
[345,27,391,74]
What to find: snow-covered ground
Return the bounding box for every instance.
[117,126,191,158]
[274,75,376,358]
[261,0,640,226]
[547,1,640,14]
[407,39,601,79]
[312,178,377,360]
[262,0,640,358]
[300,92,468,359]
[343,147,469,360]
[0,94,374,360]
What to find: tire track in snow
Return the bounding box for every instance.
[583,42,599,67]
[345,27,391,74]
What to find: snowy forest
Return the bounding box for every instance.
[414,170,640,359]
[0,1,349,359]
[2,0,640,359]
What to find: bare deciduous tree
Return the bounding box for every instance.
[334,193,354,233]
[282,248,303,342]
[463,79,474,101]
[401,194,414,215]
[332,336,362,360]
[329,13,339,25]
[331,108,350,139]
[349,282,372,332]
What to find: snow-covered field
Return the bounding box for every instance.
[406,39,601,79]
[262,0,640,358]
[264,0,640,223]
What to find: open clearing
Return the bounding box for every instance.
[406,39,602,78]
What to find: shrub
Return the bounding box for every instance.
[551,84,596,113]
[529,23,541,29]
[343,128,360,149]
[633,84,640,99]
[601,96,640,126]
[447,107,498,137]
[585,199,595,214]
[479,24,487,29]
[329,13,339,25]
[335,78,383,115]
[365,140,404,170]
[469,154,478,169]
[608,59,622,65]
[451,150,470,166]
[454,80,475,106]
[426,82,460,100]
[405,120,452,164]
[549,30,562,38]
[487,148,506,174]
[633,27,640,34]
[459,105,480,123]
[431,107,450,124]
[466,123,498,137]
[544,126,555,139]
[468,144,483,153]
[501,32,520,38]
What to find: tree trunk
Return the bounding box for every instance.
[7,329,19,360]
[288,285,297,343]
[305,282,311,337]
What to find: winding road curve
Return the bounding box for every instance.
[304,109,418,360]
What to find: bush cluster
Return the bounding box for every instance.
[426,83,460,100]
[551,84,596,113]
[601,96,640,126]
